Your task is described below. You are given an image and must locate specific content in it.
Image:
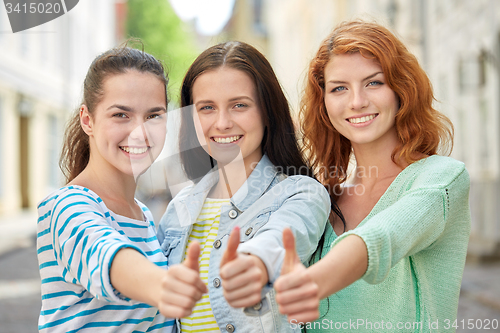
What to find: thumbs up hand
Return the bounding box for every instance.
[220,226,240,267]
[158,241,207,318]
[281,227,301,275]
[183,240,202,272]
[220,227,268,308]
[274,228,320,323]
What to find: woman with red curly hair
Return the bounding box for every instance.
[275,21,471,332]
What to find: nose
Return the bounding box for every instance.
[214,109,233,131]
[349,88,369,110]
[129,120,150,146]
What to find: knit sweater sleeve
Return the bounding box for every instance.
[331,162,469,285]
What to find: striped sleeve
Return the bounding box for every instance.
[48,190,143,303]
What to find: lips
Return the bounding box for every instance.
[119,146,149,154]
[212,135,243,144]
[347,114,378,124]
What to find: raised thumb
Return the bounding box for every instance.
[281,228,298,275]
[183,241,201,272]
[220,226,240,267]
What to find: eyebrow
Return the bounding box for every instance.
[229,96,253,102]
[327,71,384,84]
[195,96,254,106]
[107,104,166,112]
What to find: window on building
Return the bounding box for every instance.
[387,0,398,28]
[48,115,60,188]
[252,0,266,36]
[458,56,481,93]
[457,108,466,165]
[21,32,28,56]
[0,4,3,38]
[0,97,3,198]
[479,99,489,165]
[478,50,488,88]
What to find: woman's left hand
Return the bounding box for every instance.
[220,227,269,308]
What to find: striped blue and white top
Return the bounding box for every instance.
[36,185,175,333]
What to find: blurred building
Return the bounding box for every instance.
[0,1,118,216]
[223,0,500,259]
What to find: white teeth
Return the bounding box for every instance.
[213,135,242,144]
[348,114,376,124]
[120,146,148,154]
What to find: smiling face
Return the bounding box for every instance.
[191,67,265,168]
[82,70,167,179]
[324,52,399,150]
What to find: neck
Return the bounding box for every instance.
[350,134,404,186]
[209,155,260,199]
[72,157,138,205]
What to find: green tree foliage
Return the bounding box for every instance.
[126,0,198,104]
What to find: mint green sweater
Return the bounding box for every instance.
[307,156,471,333]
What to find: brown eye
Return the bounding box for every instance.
[147,113,163,120]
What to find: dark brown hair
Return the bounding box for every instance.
[60,46,168,183]
[179,41,313,180]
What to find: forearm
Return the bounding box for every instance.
[308,234,368,299]
[110,247,164,307]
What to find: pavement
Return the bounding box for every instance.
[0,211,499,333]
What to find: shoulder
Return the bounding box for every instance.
[405,155,469,190]
[168,183,195,205]
[37,185,105,215]
[135,199,154,223]
[272,174,324,188]
[158,184,194,228]
[38,186,101,207]
[270,174,330,201]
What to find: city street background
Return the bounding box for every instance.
[1,0,500,331]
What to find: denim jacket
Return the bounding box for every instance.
[157,155,330,333]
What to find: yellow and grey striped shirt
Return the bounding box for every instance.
[180,198,229,333]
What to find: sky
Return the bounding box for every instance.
[169,0,235,36]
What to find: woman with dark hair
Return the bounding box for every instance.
[275,21,471,332]
[157,41,330,332]
[37,46,206,333]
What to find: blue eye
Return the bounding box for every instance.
[199,105,214,111]
[368,81,383,86]
[234,103,247,108]
[331,86,346,93]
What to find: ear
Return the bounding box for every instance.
[80,105,94,136]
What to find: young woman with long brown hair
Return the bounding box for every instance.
[275,21,471,332]
[37,46,206,333]
[157,41,330,333]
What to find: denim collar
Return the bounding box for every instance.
[231,154,278,212]
[180,155,278,225]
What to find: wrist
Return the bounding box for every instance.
[247,254,269,287]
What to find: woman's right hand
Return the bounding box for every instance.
[158,241,207,318]
[274,228,320,323]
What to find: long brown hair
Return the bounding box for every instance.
[60,45,168,183]
[301,20,453,198]
[179,41,313,180]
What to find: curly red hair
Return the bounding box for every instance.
[301,20,453,196]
